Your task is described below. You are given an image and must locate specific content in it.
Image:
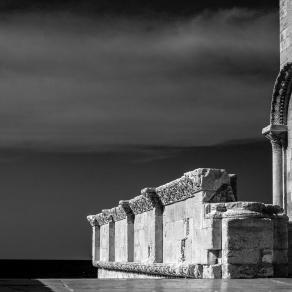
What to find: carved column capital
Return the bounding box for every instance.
[262,124,288,149]
[87,215,99,227]
[119,200,135,223]
[102,209,115,223]
[141,187,163,210]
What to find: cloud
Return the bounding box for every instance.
[0,9,279,150]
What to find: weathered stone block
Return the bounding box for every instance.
[222,249,260,265]
[156,168,235,206]
[273,216,289,250]
[273,249,288,264]
[203,264,222,279]
[222,217,273,250]
[222,263,273,279]
[262,249,273,264]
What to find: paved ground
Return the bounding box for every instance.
[0,279,292,292]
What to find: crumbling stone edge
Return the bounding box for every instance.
[93,261,222,279]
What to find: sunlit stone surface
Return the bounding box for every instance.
[87,169,288,279]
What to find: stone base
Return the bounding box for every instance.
[98,269,166,279]
[94,262,225,279]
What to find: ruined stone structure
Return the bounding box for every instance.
[262,0,292,217]
[87,1,292,279]
[261,0,292,277]
[87,169,288,279]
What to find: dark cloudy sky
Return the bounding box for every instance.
[0,0,279,259]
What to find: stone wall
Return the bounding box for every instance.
[280,0,292,67]
[87,168,288,279]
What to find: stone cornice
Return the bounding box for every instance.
[87,215,99,227]
[141,188,163,209]
[119,200,134,216]
[93,261,203,278]
[129,194,155,215]
[116,201,135,222]
[156,168,231,206]
[204,201,285,219]
[96,212,111,225]
[87,168,235,221]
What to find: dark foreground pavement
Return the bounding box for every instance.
[0,279,292,292]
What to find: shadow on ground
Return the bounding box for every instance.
[0,279,54,292]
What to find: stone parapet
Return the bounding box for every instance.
[156,168,235,205]
[87,168,288,279]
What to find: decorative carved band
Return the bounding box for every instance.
[156,168,230,206]
[93,261,203,278]
[270,62,292,125]
[87,168,234,224]
[96,212,112,225]
[262,124,287,149]
[129,194,156,215]
[141,188,163,209]
[118,200,134,222]
[87,215,99,227]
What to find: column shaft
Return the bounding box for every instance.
[272,142,284,207]
[92,225,100,262]
[108,221,115,262]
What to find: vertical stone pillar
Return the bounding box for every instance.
[87,215,100,262]
[262,125,288,210]
[100,210,115,262]
[142,188,163,263]
[107,215,115,262]
[272,141,284,207]
[129,188,163,263]
[119,200,135,262]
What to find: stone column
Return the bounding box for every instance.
[262,124,288,209]
[119,200,135,262]
[272,140,284,207]
[87,215,100,262]
[129,188,163,263]
[142,188,163,263]
[108,216,115,262]
[100,210,115,262]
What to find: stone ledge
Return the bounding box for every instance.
[87,168,236,225]
[204,202,286,219]
[94,261,224,279]
[93,261,204,278]
[156,168,234,206]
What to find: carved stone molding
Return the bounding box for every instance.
[95,212,111,225]
[156,168,231,206]
[129,194,155,215]
[204,201,285,219]
[262,124,288,149]
[141,188,163,209]
[87,168,235,225]
[93,261,203,278]
[270,62,292,125]
[87,215,99,227]
[118,200,134,223]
